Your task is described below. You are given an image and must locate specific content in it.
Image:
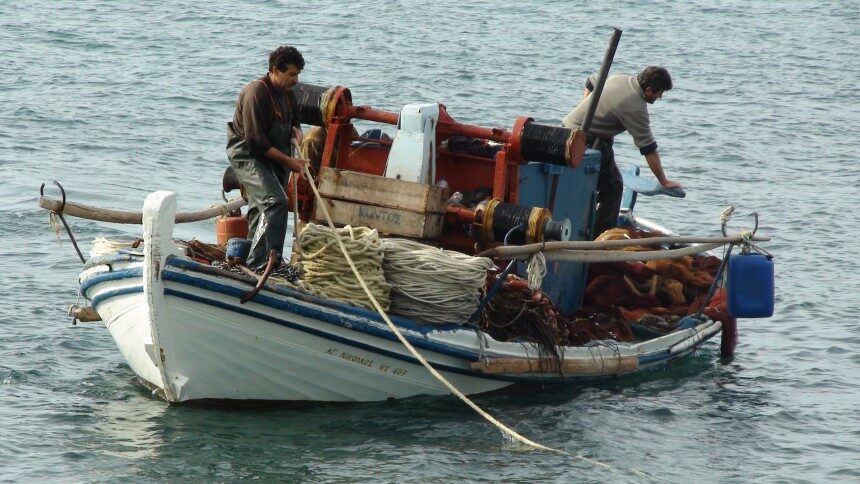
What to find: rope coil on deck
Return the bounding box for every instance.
[380,238,494,325]
[295,223,390,311]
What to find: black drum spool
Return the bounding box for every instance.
[293,83,330,126]
[520,122,573,166]
[491,202,569,244]
[491,203,531,244]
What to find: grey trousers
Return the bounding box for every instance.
[228,156,288,269]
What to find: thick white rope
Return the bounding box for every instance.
[381,238,494,325]
[300,164,561,453]
[295,223,390,311]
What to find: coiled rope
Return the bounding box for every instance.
[294,223,390,311]
[380,238,494,325]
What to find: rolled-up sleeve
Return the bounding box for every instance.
[241,85,272,158]
[618,108,657,155]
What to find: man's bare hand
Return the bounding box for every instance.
[288,156,311,174]
[660,179,683,189]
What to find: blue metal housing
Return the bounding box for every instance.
[515,148,601,313]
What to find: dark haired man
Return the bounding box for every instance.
[227,45,310,269]
[562,66,682,238]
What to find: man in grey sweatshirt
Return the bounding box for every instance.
[562,66,682,238]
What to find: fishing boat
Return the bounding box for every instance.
[43,66,774,404]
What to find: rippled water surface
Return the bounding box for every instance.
[2,1,858,481]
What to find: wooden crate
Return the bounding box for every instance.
[312,167,449,238]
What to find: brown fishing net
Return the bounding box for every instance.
[478,227,727,356]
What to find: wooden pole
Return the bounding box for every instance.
[38,196,246,224]
[477,235,771,259]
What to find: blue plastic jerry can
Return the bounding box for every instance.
[727,253,775,318]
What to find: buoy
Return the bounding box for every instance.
[226,237,251,261]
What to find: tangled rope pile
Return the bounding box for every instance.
[295,223,390,311]
[479,276,565,366]
[381,238,494,325]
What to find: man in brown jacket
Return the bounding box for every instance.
[563,66,682,238]
[227,45,310,269]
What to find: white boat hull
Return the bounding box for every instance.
[79,192,722,403]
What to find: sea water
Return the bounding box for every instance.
[1,1,858,481]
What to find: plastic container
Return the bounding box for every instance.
[226,237,252,261]
[727,253,775,318]
[216,216,249,245]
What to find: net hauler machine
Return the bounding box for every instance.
[289,83,601,313]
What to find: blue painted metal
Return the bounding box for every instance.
[619,163,641,212]
[515,149,600,313]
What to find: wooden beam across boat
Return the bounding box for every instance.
[38,196,246,224]
[470,355,639,375]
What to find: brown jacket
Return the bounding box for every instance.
[227,74,300,158]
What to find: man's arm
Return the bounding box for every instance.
[262,147,308,173]
[644,150,682,188]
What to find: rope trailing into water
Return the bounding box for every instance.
[295,223,390,311]
[299,164,561,453]
[380,238,494,325]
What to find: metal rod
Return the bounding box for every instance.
[580,28,623,135]
[57,212,86,263]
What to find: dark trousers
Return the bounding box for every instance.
[589,136,623,239]
[227,157,288,269]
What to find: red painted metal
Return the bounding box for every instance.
[307,90,536,228]
[445,204,479,226]
[349,105,399,125]
[509,116,531,160]
[491,147,509,201]
[436,104,512,144]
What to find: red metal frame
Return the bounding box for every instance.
[303,88,581,252]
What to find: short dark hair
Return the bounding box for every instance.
[269,45,305,72]
[638,66,672,92]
